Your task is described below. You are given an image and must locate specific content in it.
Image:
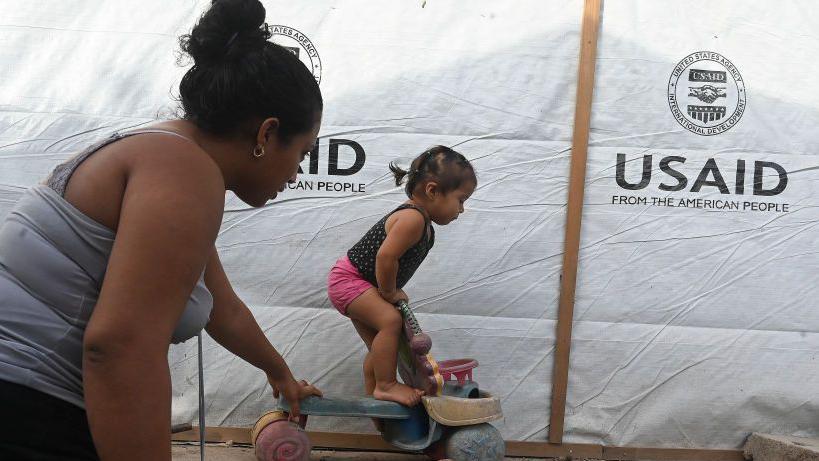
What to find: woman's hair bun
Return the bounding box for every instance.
[178,0,323,138]
[180,0,269,64]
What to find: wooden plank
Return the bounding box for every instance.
[549,0,603,445]
[174,426,251,445]
[602,446,745,461]
[172,427,743,461]
[173,428,400,452]
[506,441,602,458]
[309,431,401,452]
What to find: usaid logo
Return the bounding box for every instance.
[668,52,746,136]
[270,25,322,84]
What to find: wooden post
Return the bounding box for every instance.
[549,0,602,444]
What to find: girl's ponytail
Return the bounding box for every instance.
[389,161,410,186]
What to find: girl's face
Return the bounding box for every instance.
[235,117,321,207]
[427,180,476,225]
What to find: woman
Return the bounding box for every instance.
[0,0,321,459]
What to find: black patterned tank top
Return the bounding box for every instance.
[347,204,435,289]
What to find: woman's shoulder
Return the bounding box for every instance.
[118,128,224,193]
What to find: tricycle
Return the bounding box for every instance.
[251,300,504,461]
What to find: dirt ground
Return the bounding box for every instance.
[172,442,544,460]
[173,444,418,460]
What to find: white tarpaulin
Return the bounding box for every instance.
[567,0,819,447]
[0,0,816,449]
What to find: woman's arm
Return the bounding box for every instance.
[203,247,321,417]
[82,146,225,461]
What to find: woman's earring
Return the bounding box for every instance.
[252,144,265,158]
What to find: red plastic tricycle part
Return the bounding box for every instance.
[437,358,478,386]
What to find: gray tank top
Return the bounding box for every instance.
[0,129,214,408]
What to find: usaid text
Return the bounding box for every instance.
[615,153,787,196]
[289,138,367,193]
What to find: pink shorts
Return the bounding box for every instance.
[328,256,374,316]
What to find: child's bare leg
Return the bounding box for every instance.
[369,322,423,406]
[347,289,424,407]
[362,351,382,431]
[351,319,382,431]
[351,319,377,396]
[363,352,376,396]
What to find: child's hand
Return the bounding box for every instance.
[380,288,409,305]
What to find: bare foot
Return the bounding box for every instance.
[373,381,425,407]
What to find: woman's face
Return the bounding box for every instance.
[236,116,321,207]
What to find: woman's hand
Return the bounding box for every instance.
[268,374,323,420]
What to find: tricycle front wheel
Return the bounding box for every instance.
[427,423,505,461]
